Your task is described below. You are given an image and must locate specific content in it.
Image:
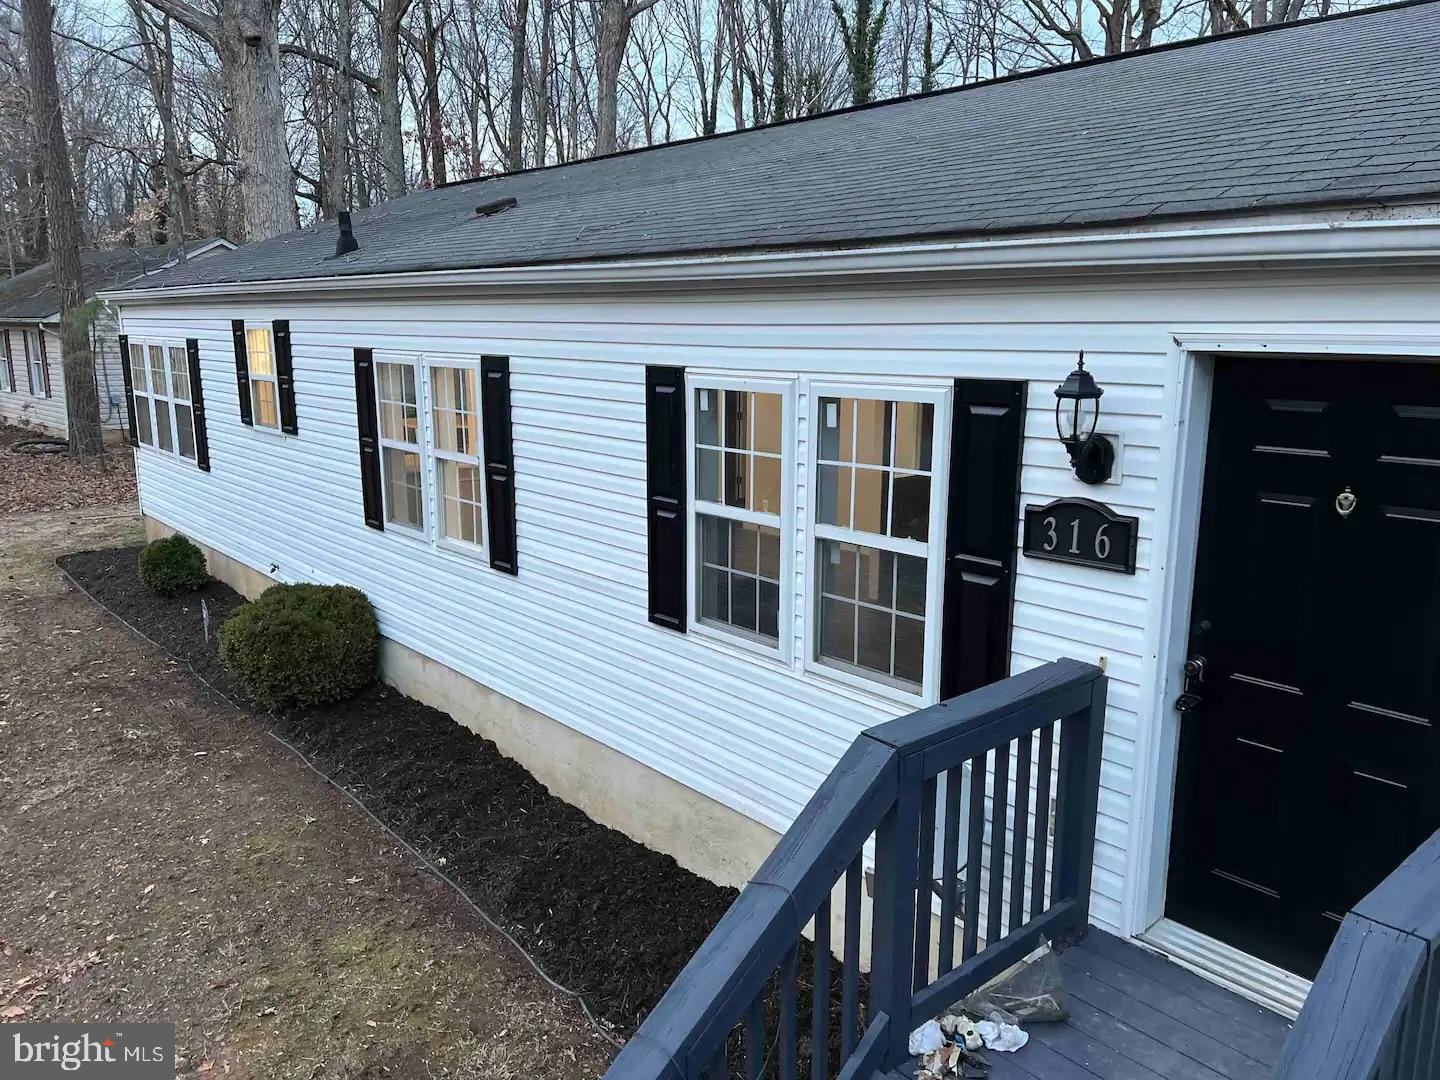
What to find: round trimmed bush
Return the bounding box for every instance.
[138,535,210,596]
[218,583,378,710]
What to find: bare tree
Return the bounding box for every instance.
[127,1,192,240]
[19,0,103,455]
[378,0,413,196]
[591,0,660,154]
[833,0,889,103]
[532,0,556,163]
[506,0,530,168]
[140,0,297,241]
[327,0,355,213]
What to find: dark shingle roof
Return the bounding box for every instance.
[126,0,1440,293]
[0,240,226,319]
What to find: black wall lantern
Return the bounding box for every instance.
[1054,353,1116,485]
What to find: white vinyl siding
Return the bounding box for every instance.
[117,266,1440,937]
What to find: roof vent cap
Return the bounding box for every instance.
[475,197,518,218]
[334,211,359,257]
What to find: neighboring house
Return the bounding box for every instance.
[104,1,1440,1024]
[0,239,233,439]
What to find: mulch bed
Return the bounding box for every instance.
[0,425,137,514]
[56,545,739,1035]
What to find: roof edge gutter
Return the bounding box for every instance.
[99,217,1440,304]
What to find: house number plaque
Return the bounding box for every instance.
[1022,497,1138,574]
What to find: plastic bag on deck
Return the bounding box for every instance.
[958,949,1069,1023]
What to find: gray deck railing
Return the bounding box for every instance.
[606,658,1108,1080]
[1273,828,1440,1080]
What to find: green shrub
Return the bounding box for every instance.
[138,535,210,596]
[219,583,378,710]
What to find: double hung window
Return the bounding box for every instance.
[376,360,424,530]
[26,330,45,395]
[682,375,949,702]
[691,383,787,648]
[374,357,487,556]
[813,393,939,693]
[128,340,198,464]
[245,327,281,429]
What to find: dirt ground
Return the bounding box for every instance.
[0,506,617,1079]
[0,425,137,515]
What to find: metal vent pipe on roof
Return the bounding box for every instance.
[335,211,359,256]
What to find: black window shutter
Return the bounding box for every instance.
[645,365,687,632]
[118,334,137,446]
[940,378,1026,700]
[38,332,52,397]
[186,338,211,471]
[3,330,14,391]
[273,319,298,434]
[352,349,384,530]
[480,355,519,574]
[232,319,253,425]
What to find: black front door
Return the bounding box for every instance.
[1167,355,1440,978]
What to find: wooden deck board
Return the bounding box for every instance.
[890,930,1291,1079]
[1069,931,1292,1043]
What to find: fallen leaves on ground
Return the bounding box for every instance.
[0,948,105,1017]
[0,426,137,515]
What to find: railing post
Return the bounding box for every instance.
[868,751,923,1064]
[1050,678,1107,935]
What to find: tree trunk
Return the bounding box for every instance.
[19,0,103,457]
[767,0,787,119]
[202,0,296,241]
[378,0,408,198]
[533,0,554,167]
[420,0,447,185]
[130,3,192,243]
[327,0,354,215]
[508,0,531,171]
[593,0,626,155]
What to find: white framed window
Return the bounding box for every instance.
[805,384,951,703]
[128,340,198,464]
[430,363,486,555]
[245,326,280,429]
[1,332,12,392]
[372,355,489,557]
[687,377,792,656]
[376,359,425,531]
[25,329,45,395]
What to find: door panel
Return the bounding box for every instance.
[1168,356,1440,978]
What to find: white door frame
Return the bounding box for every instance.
[1123,329,1440,939]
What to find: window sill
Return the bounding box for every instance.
[135,444,200,469]
[679,622,929,718]
[687,621,791,669]
[373,526,500,577]
[434,538,492,569]
[803,660,927,712]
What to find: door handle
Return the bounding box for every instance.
[1175,654,1208,713]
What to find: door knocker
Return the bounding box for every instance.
[1335,486,1358,518]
